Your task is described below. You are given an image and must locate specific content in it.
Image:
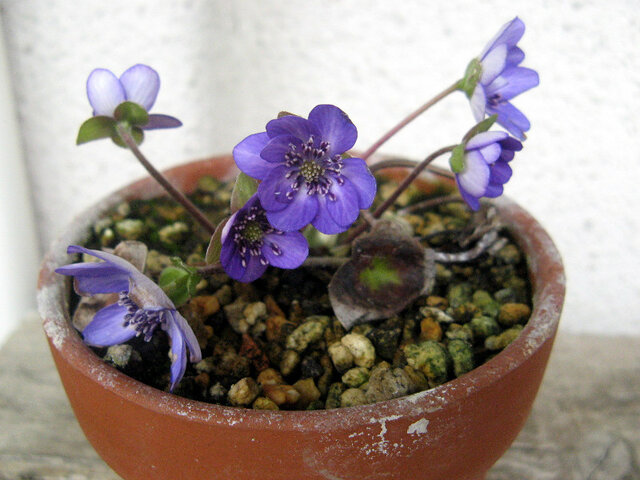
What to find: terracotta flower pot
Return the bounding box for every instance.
[37,156,565,480]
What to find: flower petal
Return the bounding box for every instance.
[260,135,302,163]
[489,160,513,184]
[239,254,268,283]
[82,303,136,345]
[465,131,508,150]
[470,85,486,122]
[325,177,361,228]
[266,115,321,143]
[484,183,504,198]
[56,262,131,295]
[477,142,502,165]
[119,64,160,111]
[311,204,349,235]
[458,150,490,197]
[143,114,182,130]
[489,66,539,101]
[339,157,377,209]
[308,104,357,155]
[262,231,309,269]
[257,165,297,212]
[487,101,530,140]
[169,311,202,363]
[266,189,318,231]
[480,44,507,85]
[456,177,481,211]
[220,242,246,281]
[480,17,525,59]
[86,68,126,116]
[233,132,273,180]
[165,312,187,391]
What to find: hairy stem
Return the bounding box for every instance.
[360,81,461,161]
[372,145,456,219]
[115,125,216,235]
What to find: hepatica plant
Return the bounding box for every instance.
[60,17,538,391]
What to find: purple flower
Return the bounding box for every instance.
[86,64,181,130]
[220,194,309,282]
[55,245,201,391]
[233,105,377,234]
[469,17,539,140]
[454,131,522,210]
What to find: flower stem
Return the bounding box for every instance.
[371,145,456,219]
[345,145,456,243]
[360,80,461,161]
[115,124,217,235]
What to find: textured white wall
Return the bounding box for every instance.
[2,0,639,335]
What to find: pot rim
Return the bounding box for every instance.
[37,156,565,431]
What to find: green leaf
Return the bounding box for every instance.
[205,218,229,264]
[328,219,436,329]
[111,126,144,148]
[158,258,201,307]
[230,172,258,213]
[114,101,149,126]
[358,257,401,291]
[459,58,482,98]
[449,144,467,173]
[462,115,498,143]
[76,116,116,145]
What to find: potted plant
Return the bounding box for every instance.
[37,17,564,480]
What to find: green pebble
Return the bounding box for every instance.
[447,339,474,377]
[485,325,524,351]
[469,316,501,339]
[496,243,522,265]
[403,341,450,385]
[340,388,368,407]
[445,323,474,343]
[325,382,347,409]
[447,282,474,308]
[286,316,330,353]
[158,222,189,246]
[341,367,370,388]
[115,219,145,240]
[498,303,531,327]
[472,290,500,318]
[196,175,223,193]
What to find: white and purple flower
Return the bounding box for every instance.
[454,131,522,210]
[220,194,309,282]
[86,64,181,129]
[55,245,201,391]
[469,17,539,140]
[233,105,377,234]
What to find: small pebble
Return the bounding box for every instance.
[498,303,531,327]
[243,302,267,325]
[341,367,370,388]
[293,378,321,409]
[341,333,376,368]
[104,344,138,368]
[286,316,329,353]
[469,316,501,339]
[228,377,261,407]
[158,222,189,246]
[404,341,450,386]
[419,317,443,341]
[364,362,411,403]
[340,388,368,408]
[325,383,347,409]
[253,397,279,410]
[485,325,524,350]
[279,349,301,376]
[447,339,474,377]
[262,384,300,407]
[115,219,145,240]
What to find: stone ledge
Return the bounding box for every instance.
[1,314,638,479]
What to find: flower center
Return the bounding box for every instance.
[488,93,502,107]
[231,204,279,268]
[300,160,325,182]
[119,292,164,342]
[282,136,345,198]
[242,221,264,243]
